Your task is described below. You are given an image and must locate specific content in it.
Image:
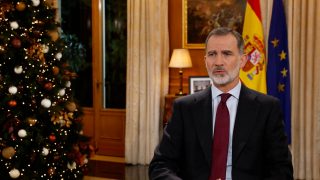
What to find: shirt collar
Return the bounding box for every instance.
[211,81,242,100]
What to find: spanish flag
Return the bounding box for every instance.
[240,0,267,93]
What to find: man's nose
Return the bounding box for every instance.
[215,54,224,66]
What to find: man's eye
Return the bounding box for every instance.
[207,52,215,56]
[223,52,232,56]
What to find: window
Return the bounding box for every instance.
[60,0,93,107]
[103,0,127,108]
[58,0,127,109]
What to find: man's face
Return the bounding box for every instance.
[205,34,246,90]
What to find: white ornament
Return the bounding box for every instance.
[18,129,27,138]
[31,0,40,6]
[58,88,65,96]
[9,168,20,179]
[41,45,49,53]
[42,147,49,156]
[67,162,77,170]
[41,98,51,108]
[83,158,89,164]
[65,81,71,88]
[14,66,23,74]
[55,52,62,60]
[10,21,19,29]
[8,86,18,95]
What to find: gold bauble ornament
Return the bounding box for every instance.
[65,102,77,112]
[47,30,59,42]
[16,2,26,11]
[73,145,80,152]
[2,146,15,159]
[0,45,5,53]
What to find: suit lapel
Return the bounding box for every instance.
[232,85,260,163]
[193,88,213,166]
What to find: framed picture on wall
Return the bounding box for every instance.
[189,76,213,94]
[182,0,246,49]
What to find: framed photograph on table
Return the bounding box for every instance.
[182,0,246,49]
[189,76,213,94]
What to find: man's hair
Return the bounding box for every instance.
[205,27,244,54]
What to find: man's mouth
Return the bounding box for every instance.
[213,69,226,75]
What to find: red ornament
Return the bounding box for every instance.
[8,100,17,107]
[52,66,60,75]
[49,134,56,142]
[53,155,60,161]
[62,63,69,68]
[44,82,53,90]
[11,38,21,48]
[62,75,70,81]
[48,167,55,176]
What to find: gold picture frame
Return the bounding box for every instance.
[182,0,246,49]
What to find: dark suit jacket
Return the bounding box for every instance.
[149,85,293,180]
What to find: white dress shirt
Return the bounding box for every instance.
[211,81,241,180]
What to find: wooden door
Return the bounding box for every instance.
[88,0,126,157]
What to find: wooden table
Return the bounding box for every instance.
[163,94,180,128]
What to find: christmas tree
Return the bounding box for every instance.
[0,0,93,179]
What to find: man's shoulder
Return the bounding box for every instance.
[242,86,279,104]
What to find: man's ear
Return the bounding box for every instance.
[240,54,247,68]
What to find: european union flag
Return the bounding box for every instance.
[267,0,291,143]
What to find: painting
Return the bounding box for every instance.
[182,0,246,49]
[189,76,213,94]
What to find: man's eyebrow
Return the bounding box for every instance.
[207,50,216,54]
[221,50,233,54]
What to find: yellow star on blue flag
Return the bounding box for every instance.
[281,67,288,77]
[271,38,279,47]
[279,50,287,61]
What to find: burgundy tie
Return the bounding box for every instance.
[209,93,231,180]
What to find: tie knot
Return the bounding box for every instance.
[220,93,231,103]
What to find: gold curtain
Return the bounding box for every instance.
[261,0,320,179]
[125,0,169,164]
[288,0,320,179]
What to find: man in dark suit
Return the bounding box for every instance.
[149,27,293,180]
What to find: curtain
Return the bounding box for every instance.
[261,0,320,179]
[288,0,320,179]
[125,0,169,165]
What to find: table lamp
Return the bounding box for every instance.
[169,49,192,96]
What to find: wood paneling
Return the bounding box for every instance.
[82,108,126,157]
[169,0,208,95]
[82,107,94,138]
[95,109,126,157]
